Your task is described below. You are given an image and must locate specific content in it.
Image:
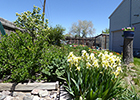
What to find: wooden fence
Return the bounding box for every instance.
[65,34,109,49]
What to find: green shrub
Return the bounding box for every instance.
[77,45,90,55]
[41,45,68,82]
[0,31,48,82]
[0,31,66,83]
[0,5,66,83]
[14,6,65,47]
[46,25,65,46]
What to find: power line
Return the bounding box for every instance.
[39,0,43,7]
[46,0,50,21]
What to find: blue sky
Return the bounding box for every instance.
[0,0,122,36]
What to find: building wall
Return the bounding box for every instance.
[132,0,140,24]
[109,0,130,51]
[109,0,130,31]
[93,34,109,49]
[112,31,124,53]
[131,0,140,53]
[133,23,140,50]
[109,0,140,53]
[101,35,109,49]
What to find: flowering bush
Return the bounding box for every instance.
[64,50,123,99]
[14,6,65,46]
[122,27,135,31]
[68,50,122,77]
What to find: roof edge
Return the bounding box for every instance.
[0,17,24,31]
[94,33,109,38]
[109,0,125,19]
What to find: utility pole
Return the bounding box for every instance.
[42,0,46,22]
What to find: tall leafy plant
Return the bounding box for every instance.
[0,30,49,82]
[14,6,65,46]
[41,45,68,82]
[64,50,124,100]
[14,5,49,44]
[0,32,67,83]
[46,25,65,46]
[0,5,66,82]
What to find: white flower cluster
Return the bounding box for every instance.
[67,50,122,77]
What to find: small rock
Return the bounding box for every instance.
[31,89,41,95]
[25,93,31,96]
[39,90,48,97]
[32,96,40,100]
[13,97,20,100]
[56,94,60,98]
[0,93,2,96]
[23,96,32,100]
[44,96,51,100]
[0,95,6,100]
[50,93,57,99]
[4,96,13,100]
[12,92,25,97]
[12,92,20,97]
[39,98,45,100]
[2,91,10,96]
[12,92,18,97]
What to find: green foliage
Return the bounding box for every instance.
[0,5,66,83]
[64,64,123,100]
[79,45,90,54]
[70,45,90,56]
[64,50,123,100]
[102,28,109,34]
[134,57,140,67]
[64,33,73,38]
[14,6,65,46]
[0,30,48,82]
[46,25,65,46]
[14,5,49,41]
[115,82,140,100]
[0,31,66,83]
[122,27,135,31]
[41,45,68,82]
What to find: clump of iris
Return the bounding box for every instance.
[67,50,122,77]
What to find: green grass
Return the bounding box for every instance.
[134,57,140,67]
[121,57,140,96]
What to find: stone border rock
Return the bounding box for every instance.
[0,81,59,91]
[0,90,59,100]
[0,81,60,100]
[0,82,72,100]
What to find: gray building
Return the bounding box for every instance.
[94,34,109,50]
[109,0,140,56]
